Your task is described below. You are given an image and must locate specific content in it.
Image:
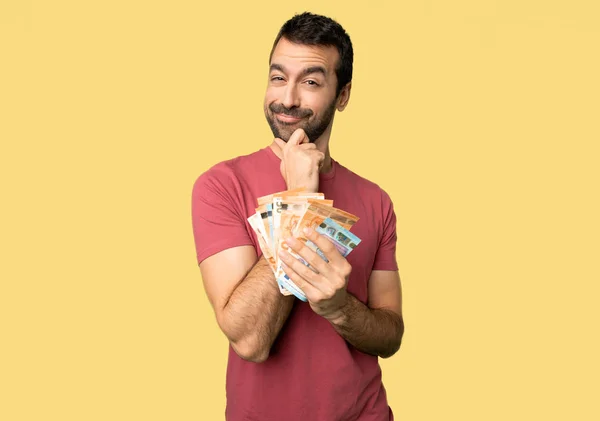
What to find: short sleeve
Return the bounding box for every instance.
[372,190,399,271]
[191,169,254,265]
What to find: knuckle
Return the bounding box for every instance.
[291,257,303,270]
[305,253,321,269]
[315,291,330,302]
[344,262,352,275]
[288,272,300,284]
[296,262,308,276]
[321,241,334,253]
[307,267,320,281]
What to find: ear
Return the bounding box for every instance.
[336,82,352,111]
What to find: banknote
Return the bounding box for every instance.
[273,197,332,292]
[272,193,324,259]
[255,189,322,247]
[247,212,293,295]
[255,203,273,249]
[266,203,274,247]
[256,187,307,206]
[292,200,359,249]
[305,217,362,261]
[255,188,308,249]
[247,213,277,273]
[253,188,322,295]
[275,198,333,267]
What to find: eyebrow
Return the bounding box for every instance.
[269,63,327,78]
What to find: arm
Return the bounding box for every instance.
[194,128,320,362]
[200,245,295,363]
[328,270,404,358]
[279,230,404,358]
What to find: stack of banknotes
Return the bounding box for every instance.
[247,188,362,301]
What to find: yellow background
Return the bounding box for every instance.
[1,1,599,420]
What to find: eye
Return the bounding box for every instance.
[271,76,285,82]
[305,80,319,86]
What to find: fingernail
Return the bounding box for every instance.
[303,227,312,235]
[285,236,297,245]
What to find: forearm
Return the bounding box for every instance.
[328,293,404,358]
[222,257,295,362]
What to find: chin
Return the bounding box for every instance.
[275,130,293,142]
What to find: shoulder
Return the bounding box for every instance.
[192,148,267,194]
[335,161,394,206]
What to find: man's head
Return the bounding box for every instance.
[264,12,354,143]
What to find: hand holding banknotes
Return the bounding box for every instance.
[274,128,324,193]
[278,226,351,321]
[248,188,360,302]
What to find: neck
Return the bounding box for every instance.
[319,142,333,173]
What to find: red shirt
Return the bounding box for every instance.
[192,146,398,421]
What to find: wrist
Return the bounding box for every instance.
[289,183,318,193]
[326,293,351,325]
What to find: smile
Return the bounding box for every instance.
[276,113,304,123]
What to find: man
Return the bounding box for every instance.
[192,12,404,421]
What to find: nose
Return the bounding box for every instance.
[281,83,300,109]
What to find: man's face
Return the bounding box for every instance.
[264,37,341,143]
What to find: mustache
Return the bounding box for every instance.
[269,103,313,119]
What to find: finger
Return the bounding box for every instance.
[298,130,310,144]
[280,261,318,301]
[278,269,308,299]
[297,149,324,167]
[316,151,325,165]
[289,128,309,146]
[283,236,331,276]
[302,227,348,269]
[280,243,319,274]
[298,142,317,150]
[278,249,324,287]
[314,151,325,169]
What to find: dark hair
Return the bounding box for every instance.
[269,12,354,98]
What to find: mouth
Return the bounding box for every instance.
[275,113,304,123]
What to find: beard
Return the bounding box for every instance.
[264,97,337,143]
